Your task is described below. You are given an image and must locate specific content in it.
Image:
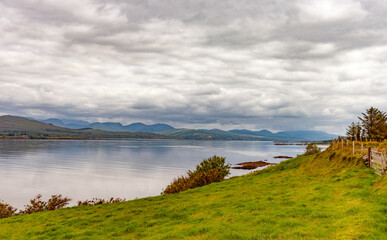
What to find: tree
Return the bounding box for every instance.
[300,143,321,156]
[358,107,387,140]
[346,122,362,140]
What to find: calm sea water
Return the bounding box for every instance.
[0,139,308,208]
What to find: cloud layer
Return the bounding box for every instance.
[1,0,387,133]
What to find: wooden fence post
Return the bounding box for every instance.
[368,147,371,168]
[342,139,344,149]
[361,142,363,154]
[353,141,355,155]
[383,150,386,175]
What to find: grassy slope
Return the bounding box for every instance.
[0,147,386,239]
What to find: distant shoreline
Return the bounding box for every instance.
[0,136,173,140]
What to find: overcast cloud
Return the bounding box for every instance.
[1,0,387,134]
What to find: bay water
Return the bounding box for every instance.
[0,139,307,208]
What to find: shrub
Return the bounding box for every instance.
[0,201,17,219]
[188,168,226,187]
[189,155,230,177]
[20,194,71,214]
[77,197,125,206]
[47,194,71,210]
[20,194,46,214]
[299,143,322,156]
[1,195,125,218]
[162,175,191,195]
[163,155,230,194]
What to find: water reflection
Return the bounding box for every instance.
[0,139,307,208]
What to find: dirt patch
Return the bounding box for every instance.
[232,161,276,170]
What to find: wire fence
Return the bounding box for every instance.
[331,139,387,175]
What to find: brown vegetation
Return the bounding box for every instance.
[0,194,126,219]
[20,194,71,214]
[0,201,17,219]
[77,197,125,206]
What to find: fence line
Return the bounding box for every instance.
[330,139,387,175]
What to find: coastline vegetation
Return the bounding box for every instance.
[0,195,126,219]
[298,142,322,156]
[163,155,230,194]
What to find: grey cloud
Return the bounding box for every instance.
[1,0,387,134]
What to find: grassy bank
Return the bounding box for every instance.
[0,146,386,239]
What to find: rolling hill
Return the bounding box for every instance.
[89,122,174,132]
[0,116,171,139]
[40,118,91,129]
[9,116,338,141]
[39,118,174,132]
[156,128,265,140]
[159,128,337,141]
[229,129,337,141]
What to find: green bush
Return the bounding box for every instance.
[163,155,230,194]
[299,143,322,156]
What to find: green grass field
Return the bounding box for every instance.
[0,146,386,239]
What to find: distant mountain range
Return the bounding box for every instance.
[39,118,90,129]
[39,118,174,133]
[156,129,262,141]
[1,116,338,141]
[159,129,337,141]
[0,116,170,139]
[229,129,337,141]
[88,122,174,133]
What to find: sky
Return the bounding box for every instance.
[0,0,386,134]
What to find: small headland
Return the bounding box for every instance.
[274,141,306,145]
[273,155,293,159]
[232,160,277,169]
